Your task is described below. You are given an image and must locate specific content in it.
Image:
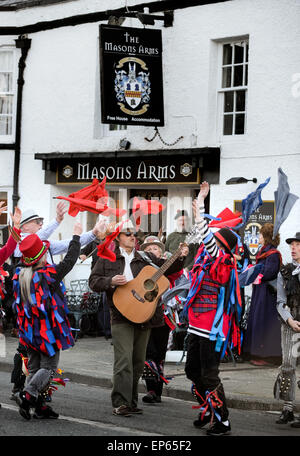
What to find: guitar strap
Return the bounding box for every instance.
[137,251,160,270]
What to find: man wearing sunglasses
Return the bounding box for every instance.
[89,220,189,417]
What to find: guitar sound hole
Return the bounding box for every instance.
[144,289,158,302]
[143,279,155,291]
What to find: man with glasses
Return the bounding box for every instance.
[13,203,105,263]
[89,220,189,417]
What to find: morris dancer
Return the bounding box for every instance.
[274,232,300,427]
[14,221,82,420]
[184,181,242,436]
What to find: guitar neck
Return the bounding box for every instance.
[151,247,183,282]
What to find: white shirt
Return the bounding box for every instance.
[119,247,135,282]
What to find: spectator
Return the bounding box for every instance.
[274,232,300,426]
[243,223,282,366]
[165,210,198,271]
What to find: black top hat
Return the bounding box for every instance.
[174,210,189,220]
[285,232,300,244]
[214,228,238,253]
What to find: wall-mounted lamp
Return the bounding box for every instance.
[226,177,257,185]
[119,139,131,150]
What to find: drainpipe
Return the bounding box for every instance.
[12,35,31,209]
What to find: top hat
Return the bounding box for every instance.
[214,228,238,253]
[19,234,50,266]
[20,209,44,227]
[140,235,165,252]
[286,232,300,244]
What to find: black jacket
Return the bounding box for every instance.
[89,247,184,327]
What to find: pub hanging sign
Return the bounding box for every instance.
[99,24,164,127]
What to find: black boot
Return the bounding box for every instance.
[33,405,59,419]
[33,395,59,419]
[16,391,36,420]
[276,410,294,424]
[193,412,213,428]
[207,420,231,436]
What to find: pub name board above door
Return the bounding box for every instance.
[57,158,199,185]
[99,24,164,126]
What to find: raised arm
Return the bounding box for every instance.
[37,202,67,240]
[54,222,83,285]
[193,181,219,258]
[0,206,21,266]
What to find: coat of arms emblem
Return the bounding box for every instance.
[114,57,151,116]
[244,222,262,256]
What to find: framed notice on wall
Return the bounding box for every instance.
[99,24,164,126]
[234,200,275,262]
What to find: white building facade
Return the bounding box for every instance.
[0,0,299,283]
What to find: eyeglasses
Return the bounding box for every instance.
[123,232,137,237]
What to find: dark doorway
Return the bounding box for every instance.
[129,189,168,239]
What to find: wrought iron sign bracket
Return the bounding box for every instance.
[106,10,174,28]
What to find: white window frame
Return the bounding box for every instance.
[217,39,249,139]
[0,189,10,227]
[0,42,17,143]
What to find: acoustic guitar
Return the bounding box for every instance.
[112,226,201,323]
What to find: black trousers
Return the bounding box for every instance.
[185,333,228,421]
[145,324,170,397]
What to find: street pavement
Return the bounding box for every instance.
[1,333,300,413]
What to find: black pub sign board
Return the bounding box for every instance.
[99,24,164,126]
[57,158,199,185]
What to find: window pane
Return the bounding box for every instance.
[223,114,233,135]
[0,95,13,114]
[245,44,249,63]
[224,91,234,112]
[109,124,127,131]
[235,113,245,135]
[244,64,248,86]
[222,67,232,88]
[223,44,232,65]
[0,116,12,135]
[236,90,245,111]
[0,73,12,92]
[0,51,13,72]
[233,65,243,87]
[234,44,244,64]
[0,192,7,225]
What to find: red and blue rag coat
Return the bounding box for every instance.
[13,236,80,357]
[185,244,242,356]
